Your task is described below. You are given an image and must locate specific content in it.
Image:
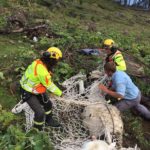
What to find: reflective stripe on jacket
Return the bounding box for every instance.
[108,50,126,71]
[20,59,62,96]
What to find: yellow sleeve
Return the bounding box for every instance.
[114,54,126,71]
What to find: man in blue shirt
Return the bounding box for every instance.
[99,62,150,120]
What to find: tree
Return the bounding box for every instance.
[115,0,150,9]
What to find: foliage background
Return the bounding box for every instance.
[0,0,150,149]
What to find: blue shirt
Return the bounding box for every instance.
[112,71,139,100]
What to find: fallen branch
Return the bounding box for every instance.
[0,24,48,34]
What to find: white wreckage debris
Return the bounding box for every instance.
[12,100,34,131]
[11,71,140,150]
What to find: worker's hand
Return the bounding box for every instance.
[50,93,56,98]
[117,97,122,101]
[60,94,63,98]
[99,84,108,93]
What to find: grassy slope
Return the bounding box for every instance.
[1,0,150,107]
[0,0,150,149]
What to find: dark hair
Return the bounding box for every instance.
[40,56,58,72]
[110,46,117,53]
[104,62,116,73]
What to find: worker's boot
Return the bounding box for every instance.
[45,113,60,127]
[33,123,43,131]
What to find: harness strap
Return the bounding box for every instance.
[34,60,45,76]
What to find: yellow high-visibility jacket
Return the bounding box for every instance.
[20,59,62,96]
[107,50,126,71]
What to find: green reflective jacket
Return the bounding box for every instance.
[108,50,126,71]
[20,59,62,96]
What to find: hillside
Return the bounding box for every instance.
[0,0,150,149]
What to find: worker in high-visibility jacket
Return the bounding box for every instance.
[103,39,126,71]
[20,47,63,130]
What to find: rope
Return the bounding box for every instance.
[12,71,134,149]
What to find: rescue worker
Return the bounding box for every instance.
[99,62,150,120]
[20,47,63,130]
[103,39,126,71]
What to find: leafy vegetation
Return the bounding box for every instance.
[123,112,150,150]
[0,87,17,109]
[0,106,54,150]
[0,0,150,149]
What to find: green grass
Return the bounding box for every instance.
[0,35,38,110]
[0,0,150,149]
[0,87,17,109]
[123,112,150,150]
[0,35,36,67]
[0,0,150,110]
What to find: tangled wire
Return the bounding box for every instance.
[12,71,140,150]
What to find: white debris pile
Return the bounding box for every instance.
[12,71,140,150]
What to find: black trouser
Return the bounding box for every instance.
[20,88,52,128]
[27,94,52,123]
